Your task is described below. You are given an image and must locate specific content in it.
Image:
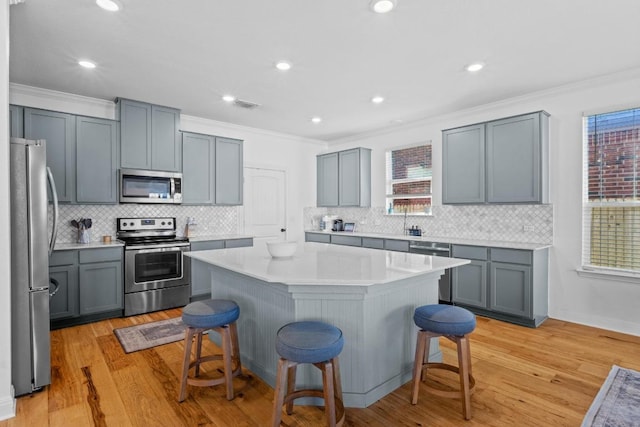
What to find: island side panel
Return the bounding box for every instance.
[204,263,295,386]
[290,272,443,408]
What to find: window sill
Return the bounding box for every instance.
[576,267,640,284]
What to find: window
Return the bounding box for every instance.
[386,143,432,215]
[582,107,640,273]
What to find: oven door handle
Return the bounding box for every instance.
[131,246,186,254]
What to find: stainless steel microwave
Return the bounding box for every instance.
[119,168,183,204]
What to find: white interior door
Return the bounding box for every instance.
[243,167,286,248]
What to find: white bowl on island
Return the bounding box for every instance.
[267,241,297,258]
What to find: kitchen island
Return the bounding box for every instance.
[187,242,469,408]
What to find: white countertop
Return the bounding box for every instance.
[186,242,469,286]
[54,241,124,251]
[305,230,551,251]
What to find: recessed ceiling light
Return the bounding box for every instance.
[311,117,322,124]
[466,62,485,72]
[96,0,122,12]
[275,61,292,71]
[78,60,96,69]
[371,0,396,13]
[371,96,385,104]
[222,95,236,102]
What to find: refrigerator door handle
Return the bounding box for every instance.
[47,167,59,256]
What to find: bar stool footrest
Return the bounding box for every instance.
[421,362,476,398]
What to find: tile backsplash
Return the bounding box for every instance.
[50,204,240,243]
[304,204,553,244]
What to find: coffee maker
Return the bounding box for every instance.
[331,219,344,232]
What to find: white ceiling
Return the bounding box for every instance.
[9,0,640,142]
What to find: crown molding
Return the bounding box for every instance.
[9,83,117,119]
[9,83,326,146]
[180,114,326,147]
[331,67,640,145]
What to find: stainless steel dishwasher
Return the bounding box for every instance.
[409,241,452,303]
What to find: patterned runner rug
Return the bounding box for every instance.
[582,365,640,426]
[114,317,186,354]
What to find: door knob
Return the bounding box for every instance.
[280,228,286,232]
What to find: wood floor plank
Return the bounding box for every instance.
[2,312,639,426]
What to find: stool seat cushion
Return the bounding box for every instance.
[414,304,476,336]
[276,321,344,364]
[182,299,239,329]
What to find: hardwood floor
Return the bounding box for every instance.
[2,310,639,426]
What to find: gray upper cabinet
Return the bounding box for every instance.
[151,104,182,172]
[317,152,339,206]
[317,147,371,207]
[76,116,118,204]
[118,98,181,172]
[9,105,23,138]
[24,108,76,203]
[486,112,548,203]
[442,124,485,204]
[443,111,549,204]
[215,137,243,205]
[181,133,243,206]
[182,132,215,204]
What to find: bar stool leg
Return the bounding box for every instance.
[229,322,242,373]
[271,358,289,427]
[322,361,337,426]
[194,330,203,377]
[457,335,472,420]
[332,357,343,401]
[179,327,196,402]
[220,326,235,400]
[285,363,297,415]
[411,330,427,404]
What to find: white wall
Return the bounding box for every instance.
[328,69,640,336]
[0,1,16,421]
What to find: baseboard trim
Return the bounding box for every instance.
[0,388,16,421]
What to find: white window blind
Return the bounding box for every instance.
[582,107,640,273]
[385,143,432,215]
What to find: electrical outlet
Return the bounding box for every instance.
[523,225,534,232]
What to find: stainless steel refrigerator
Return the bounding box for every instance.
[10,137,59,396]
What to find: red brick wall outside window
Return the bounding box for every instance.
[585,108,640,271]
[386,144,432,214]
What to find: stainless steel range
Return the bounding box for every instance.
[117,217,191,316]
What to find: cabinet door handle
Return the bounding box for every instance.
[280,228,286,232]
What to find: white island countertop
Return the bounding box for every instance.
[186,241,469,286]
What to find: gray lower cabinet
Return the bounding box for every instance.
[49,264,79,320]
[9,105,23,138]
[49,247,123,328]
[442,111,549,204]
[452,244,548,327]
[331,234,362,247]
[24,108,76,203]
[305,232,331,243]
[317,148,371,207]
[190,238,253,298]
[76,116,118,204]
[362,237,384,249]
[118,98,181,172]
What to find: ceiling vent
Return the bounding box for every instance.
[233,99,260,110]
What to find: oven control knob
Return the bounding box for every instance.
[168,221,172,226]
[161,221,165,225]
[129,222,134,226]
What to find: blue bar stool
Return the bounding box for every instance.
[271,321,345,427]
[411,304,477,420]
[178,299,242,402]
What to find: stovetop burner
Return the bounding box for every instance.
[116,217,189,247]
